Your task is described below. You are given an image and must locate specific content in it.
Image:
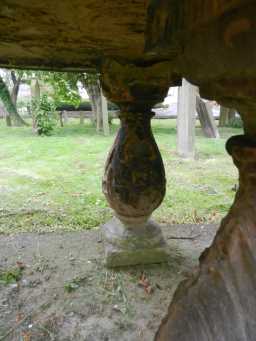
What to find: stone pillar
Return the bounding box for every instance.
[156,134,256,340]
[101,60,172,267]
[177,79,196,158]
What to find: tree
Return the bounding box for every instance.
[30,78,41,132]
[219,106,236,127]
[43,71,110,134]
[33,94,56,136]
[79,73,109,135]
[0,70,28,126]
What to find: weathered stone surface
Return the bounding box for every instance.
[101,61,171,267]
[103,217,169,267]
[101,60,171,226]
[102,109,166,224]
[0,1,255,122]
[155,135,256,341]
[146,1,256,113]
[0,1,255,109]
[101,59,177,110]
[0,0,149,70]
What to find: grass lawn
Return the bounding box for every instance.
[0,118,241,233]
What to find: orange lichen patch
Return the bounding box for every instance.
[224,18,251,47]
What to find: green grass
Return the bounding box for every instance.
[0,119,241,233]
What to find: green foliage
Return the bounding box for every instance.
[33,94,56,136]
[0,74,17,114]
[64,276,87,293]
[17,98,30,109]
[0,267,23,285]
[42,72,81,107]
[153,102,169,109]
[56,100,118,111]
[108,101,119,110]
[229,116,243,128]
[56,100,92,111]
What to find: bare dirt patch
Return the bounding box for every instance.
[0,223,217,341]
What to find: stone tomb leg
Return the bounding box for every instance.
[100,60,173,267]
[155,133,256,340]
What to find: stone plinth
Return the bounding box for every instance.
[103,217,169,267]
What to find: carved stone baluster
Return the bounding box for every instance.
[100,60,173,267]
[156,134,256,341]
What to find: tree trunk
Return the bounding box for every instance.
[63,111,69,123]
[229,108,236,122]
[30,78,40,132]
[96,90,103,132]
[1,103,12,126]
[59,112,64,127]
[101,88,110,136]
[6,114,12,126]
[79,112,85,124]
[0,75,27,127]
[81,76,104,131]
[80,79,98,125]
[11,71,20,106]
[196,96,219,138]
[90,100,97,125]
[219,106,236,127]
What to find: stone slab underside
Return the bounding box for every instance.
[0,0,148,70]
[102,217,169,267]
[0,1,256,101]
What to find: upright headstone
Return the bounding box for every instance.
[177,79,196,158]
[196,96,219,138]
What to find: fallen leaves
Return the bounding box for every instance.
[21,330,31,341]
[138,273,153,295]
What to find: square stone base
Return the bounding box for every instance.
[102,217,169,267]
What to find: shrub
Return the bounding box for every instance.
[56,100,119,111]
[229,116,243,128]
[33,95,56,136]
[153,102,169,109]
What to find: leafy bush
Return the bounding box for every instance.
[0,267,23,285]
[56,100,119,111]
[229,116,243,128]
[33,95,56,135]
[153,102,169,109]
[56,100,91,111]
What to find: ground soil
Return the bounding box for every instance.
[0,223,218,341]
